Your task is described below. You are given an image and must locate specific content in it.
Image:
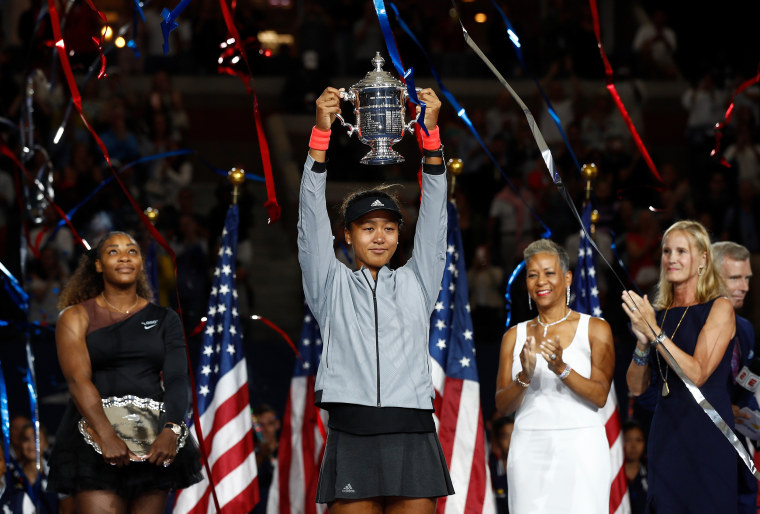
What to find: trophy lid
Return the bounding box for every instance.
[351,52,404,89]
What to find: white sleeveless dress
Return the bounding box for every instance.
[507,313,610,514]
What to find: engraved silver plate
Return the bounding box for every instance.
[78,395,188,461]
[335,52,421,165]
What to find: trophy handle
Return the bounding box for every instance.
[334,113,357,137]
[336,90,358,137]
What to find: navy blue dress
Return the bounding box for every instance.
[646,299,737,513]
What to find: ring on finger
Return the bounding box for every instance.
[163,460,171,468]
[550,353,557,360]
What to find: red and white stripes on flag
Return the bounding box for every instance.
[603,384,631,514]
[431,363,496,514]
[266,374,328,514]
[173,360,260,513]
[267,307,328,514]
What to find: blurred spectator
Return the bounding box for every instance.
[26,247,68,326]
[631,8,679,79]
[488,173,535,271]
[171,213,209,332]
[623,420,648,514]
[658,162,696,229]
[537,57,583,152]
[623,208,661,293]
[0,438,34,513]
[145,70,190,140]
[580,90,627,153]
[9,414,31,461]
[251,404,281,514]
[14,422,60,514]
[467,244,506,343]
[99,98,140,168]
[723,120,760,194]
[281,50,330,114]
[488,416,514,513]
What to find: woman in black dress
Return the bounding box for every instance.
[622,220,736,513]
[47,231,201,513]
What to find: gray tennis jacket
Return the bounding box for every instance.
[297,154,447,409]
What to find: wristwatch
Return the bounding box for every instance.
[165,422,182,437]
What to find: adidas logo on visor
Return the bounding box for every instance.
[370,199,384,207]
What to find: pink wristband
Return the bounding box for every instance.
[421,125,441,151]
[309,126,331,151]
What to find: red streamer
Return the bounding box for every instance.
[46,1,220,508]
[588,0,662,183]
[710,63,760,166]
[251,315,300,359]
[217,0,280,224]
[83,0,108,79]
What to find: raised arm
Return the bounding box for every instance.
[298,88,343,317]
[56,306,135,466]
[408,89,448,311]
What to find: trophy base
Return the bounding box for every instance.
[360,139,405,165]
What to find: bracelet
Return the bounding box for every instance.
[309,126,331,151]
[515,373,530,388]
[632,346,650,366]
[651,331,666,347]
[420,125,441,150]
[559,364,572,380]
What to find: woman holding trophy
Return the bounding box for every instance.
[47,231,201,513]
[299,86,454,512]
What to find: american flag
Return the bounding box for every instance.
[570,203,631,514]
[173,204,259,514]
[429,201,496,514]
[266,305,328,514]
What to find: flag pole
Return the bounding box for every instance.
[144,206,159,224]
[581,163,599,235]
[447,157,463,200]
[228,167,246,205]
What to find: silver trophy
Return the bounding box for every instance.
[78,395,188,461]
[336,52,420,165]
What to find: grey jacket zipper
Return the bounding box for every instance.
[361,269,382,407]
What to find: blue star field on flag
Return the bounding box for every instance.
[428,201,479,381]
[294,304,322,377]
[196,204,245,415]
[571,203,603,318]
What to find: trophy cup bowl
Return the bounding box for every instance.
[336,52,419,165]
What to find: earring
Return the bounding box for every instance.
[528,293,532,310]
[566,286,570,306]
[698,265,704,276]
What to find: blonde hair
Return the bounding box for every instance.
[652,220,725,310]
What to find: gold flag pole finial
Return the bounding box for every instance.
[447,158,463,200]
[144,207,159,225]
[228,168,246,205]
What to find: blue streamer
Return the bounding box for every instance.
[133,0,146,22]
[0,361,10,460]
[161,0,193,55]
[504,260,526,328]
[388,2,551,238]
[0,261,29,312]
[23,343,40,505]
[489,0,582,175]
[372,0,427,135]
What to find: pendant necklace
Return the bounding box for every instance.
[101,292,140,314]
[655,305,690,397]
[536,309,573,337]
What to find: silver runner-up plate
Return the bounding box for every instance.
[78,395,187,461]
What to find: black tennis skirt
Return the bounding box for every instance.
[315,429,455,503]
